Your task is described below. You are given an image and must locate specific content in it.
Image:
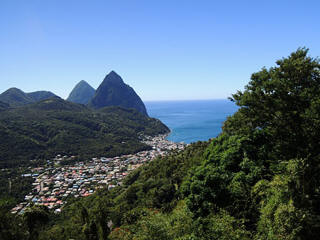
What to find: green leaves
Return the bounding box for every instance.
[181,48,320,238]
[253,163,306,240]
[230,48,320,160]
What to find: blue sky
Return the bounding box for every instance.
[1,0,320,101]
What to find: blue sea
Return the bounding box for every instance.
[145,99,238,144]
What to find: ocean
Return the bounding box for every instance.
[145,99,238,144]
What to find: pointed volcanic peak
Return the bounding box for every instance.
[0,87,34,107]
[67,80,95,105]
[27,91,57,102]
[88,71,148,116]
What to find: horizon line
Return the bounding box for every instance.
[143,98,231,102]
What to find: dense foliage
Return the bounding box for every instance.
[0,97,168,168]
[1,48,320,240]
[181,48,320,239]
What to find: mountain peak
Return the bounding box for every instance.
[109,70,119,76]
[0,88,33,107]
[88,72,148,116]
[5,87,25,94]
[77,80,93,88]
[102,71,124,85]
[78,80,91,85]
[67,80,95,105]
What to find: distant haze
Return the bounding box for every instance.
[1,1,320,100]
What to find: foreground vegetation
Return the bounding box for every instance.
[1,48,320,239]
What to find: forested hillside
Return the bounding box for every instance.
[1,48,320,240]
[0,97,169,213]
[0,88,57,107]
[0,97,169,168]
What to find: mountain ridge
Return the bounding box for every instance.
[27,91,57,102]
[0,88,57,107]
[0,88,34,107]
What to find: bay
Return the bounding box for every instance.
[145,99,238,143]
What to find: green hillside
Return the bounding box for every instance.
[0,88,34,107]
[0,88,57,107]
[1,48,320,240]
[0,97,169,168]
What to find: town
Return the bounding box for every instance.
[11,135,186,214]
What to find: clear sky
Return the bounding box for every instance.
[1,0,320,101]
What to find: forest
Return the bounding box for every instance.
[0,99,169,210]
[1,48,320,240]
[0,98,169,168]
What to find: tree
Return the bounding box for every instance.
[227,48,320,236]
[226,48,320,161]
[23,205,50,240]
[183,48,320,238]
[0,198,27,240]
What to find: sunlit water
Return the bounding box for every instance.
[145,99,238,143]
